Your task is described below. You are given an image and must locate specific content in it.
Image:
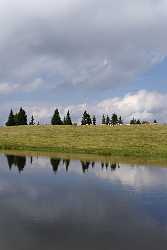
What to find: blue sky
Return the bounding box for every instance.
[0,0,167,124]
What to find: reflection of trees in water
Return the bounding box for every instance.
[30,156,33,164]
[6,155,120,174]
[80,160,120,173]
[101,162,119,171]
[50,158,61,173]
[6,155,26,172]
[81,161,90,173]
[63,159,70,172]
[92,162,95,168]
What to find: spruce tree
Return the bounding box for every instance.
[81,111,92,125]
[51,109,63,125]
[15,107,27,125]
[6,109,16,126]
[111,113,118,125]
[118,116,123,125]
[106,115,110,125]
[92,115,96,125]
[29,115,35,125]
[64,110,72,125]
[102,114,106,125]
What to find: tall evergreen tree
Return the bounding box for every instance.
[118,116,123,125]
[92,115,96,125]
[64,110,72,125]
[111,113,118,125]
[51,109,63,125]
[29,115,35,125]
[15,107,27,125]
[106,115,110,125]
[6,109,16,126]
[81,111,92,125]
[102,114,106,125]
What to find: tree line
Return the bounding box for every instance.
[5,107,157,126]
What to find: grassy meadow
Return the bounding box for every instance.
[0,124,167,160]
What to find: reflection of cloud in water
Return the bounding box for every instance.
[0,154,167,249]
[93,164,167,191]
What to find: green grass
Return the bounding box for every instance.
[0,124,167,160]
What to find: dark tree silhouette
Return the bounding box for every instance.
[51,109,63,125]
[15,107,27,125]
[110,163,117,170]
[6,155,15,170]
[111,113,118,125]
[102,114,106,125]
[92,115,96,125]
[106,115,110,125]
[81,161,90,173]
[14,156,26,172]
[92,162,95,168]
[50,158,61,173]
[6,109,16,126]
[6,155,26,172]
[63,159,70,172]
[81,111,92,125]
[118,116,123,125]
[29,115,35,125]
[101,162,104,169]
[64,110,72,125]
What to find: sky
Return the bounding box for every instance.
[0,0,167,124]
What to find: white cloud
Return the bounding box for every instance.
[0,0,166,91]
[0,78,43,95]
[1,90,166,124]
[97,90,167,121]
[0,83,19,94]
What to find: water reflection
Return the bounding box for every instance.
[50,158,61,173]
[6,154,26,172]
[0,153,167,250]
[5,154,119,174]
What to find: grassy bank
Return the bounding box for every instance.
[0,124,167,160]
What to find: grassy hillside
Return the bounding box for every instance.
[0,124,167,160]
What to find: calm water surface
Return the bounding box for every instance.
[0,153,167,250]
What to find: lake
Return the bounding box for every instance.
[0,153,167,250]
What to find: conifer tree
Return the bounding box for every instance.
[51,109,63,125]
[118,116,123,125]
[6,109,16,126]
[64,110,72,125]
[29,115,35,125]
[111,113,118,125]
[63,116,66,125]
[92,115,96,125]
[81,111,92,125]
[106,115,110,125]
[102,114,106,125]
[15,107,27,125]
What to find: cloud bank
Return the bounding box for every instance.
[0,0,167,91]
[1,90,167,124]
